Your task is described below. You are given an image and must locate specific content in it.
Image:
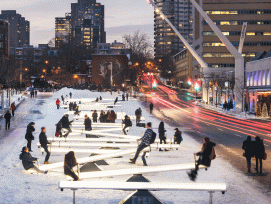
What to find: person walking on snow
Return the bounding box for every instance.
[254,136,265,175]
[10,102,16,117]
[174,128,183,145]
[129,122,153,165]
[92,110,98,122]
[56,98,61,109]
[149,102,154,114]
[19,147,48,174]
[126,93,129,101]
[135,108,142,124]
[25,122,35,152]
[4,110,11,130]
[242,136,254,173]
[69,92,72,98]
[61,95,64,104]
[158,122,168,151]
[122,94,125,101]
[60,114,73,137]
[39,127,51,164]
[187,137,216,181]
[114,97,118,105]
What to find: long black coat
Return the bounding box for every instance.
[25,122,35,140]
[39,132,50,148]
[19,152,37,170]
[254,140,265,159]
[4,112,11,121]
[197,142,216,167]
[84,118,92,130]
[242,140,254,158]
[61,116,72,128]
[158,124,166,139]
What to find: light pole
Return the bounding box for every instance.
[20,60,23,93]
[110,62,113,95]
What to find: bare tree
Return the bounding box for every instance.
[123,30,153,65]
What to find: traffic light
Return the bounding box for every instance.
[194,83,200,91]
[152,82,157,88]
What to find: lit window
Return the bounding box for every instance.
[246,32,255,35]
[263,32,271,35]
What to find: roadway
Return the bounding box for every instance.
[143,84,271,195]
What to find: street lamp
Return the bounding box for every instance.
[110,62,113,95]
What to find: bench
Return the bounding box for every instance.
[39,148,137,171]
[59,181,226,204]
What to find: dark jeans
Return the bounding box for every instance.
[27,139,32,151]
[150,109,153,114]
[12,110,15,117]
[5,120,10,130]
[93,118,97,123]
[57,105,60,109]
[136,117,140,123]
[255,157,262,173]
[42,145,51,162]
[123,125,128,134]
[160,138,166,144]
[66,170,79,181]
[62,127,71,137]
[133,144,147,162]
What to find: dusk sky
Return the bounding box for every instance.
[0,0,154,46]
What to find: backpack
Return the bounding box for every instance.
[209,147,216,160]
[150,131,157,144]
[128,119,132,127]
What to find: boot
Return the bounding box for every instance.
[44,161,50,164]
[129,159,135,164]
[164,149,169,151]
[247,166,251,173]
[159,148,163,152]
[187,169,198,181]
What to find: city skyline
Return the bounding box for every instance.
[0,0,154,46]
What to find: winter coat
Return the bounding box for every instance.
[92,112,98,120]
[174,131,182,143]
[135,109,142,118]
[64,154,78,175]
[242,139,254,158]
[150,103,154,110]
[123,117,131,127]
[56,122,62,132]
[61,116,72,128]
[139,129,153,146]
[254,140,265,159]
[25,122,35,140]
[109,112,117,122]
[11,103,16,111]
[56,99,60,105]
[39,132,50,148]
[84,118,92,130]
[19,151,37,170]
[4,112,11,121]
[196,142,216,166]
[158,124,166,139]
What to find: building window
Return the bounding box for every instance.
[267,70,271,86]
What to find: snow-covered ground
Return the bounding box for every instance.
[0,88,270,204]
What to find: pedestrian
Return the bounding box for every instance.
[84,115,92,131]
[60,114,73,137]
[73,102,77,111]
[64,151,79,181]
[96,97,99,102]
[69,102,73,111]
[135,108,142,123]
[242,136,254,173]
[173,128,183,145]
[19,147,48,174]
[74,105,80,116]
[10,102,16,117]
[61,95,64,104]
[254,136,265,175]
[187,137,216,181]
[149,102,154,114]
[69,92,72,98]
[114,97,118,105]
[56,98,61,109]
[100,96,102,100]
[126,93,129,101]
[99,110,105,123]
[25,122,35,152]
[122,94,125,101]
[39,127,51,164]
[34,90,37,98]
[158,122,168,151]
[92,110,98,122]
[31,90,34,98]
[122,115,132,135]
[55,121,62,137]
[109,110,117,123]
[4,110,11,130]
[106,110,110,123]
[129,122,153,165]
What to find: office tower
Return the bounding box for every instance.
[193,0,271,71]
[154,0,193,61]
[71,0,106,46]
[0,20,9,58]
[0,10,30,47]
[55,13,72,49]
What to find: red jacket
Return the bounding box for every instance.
[56,99,60,105]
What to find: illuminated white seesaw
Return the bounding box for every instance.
[39,148,137,171]
[59,181,226,204]
[45,147,121,154]
[71,130,139,139]
[71,127,123,133]
[37,142,180,149]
